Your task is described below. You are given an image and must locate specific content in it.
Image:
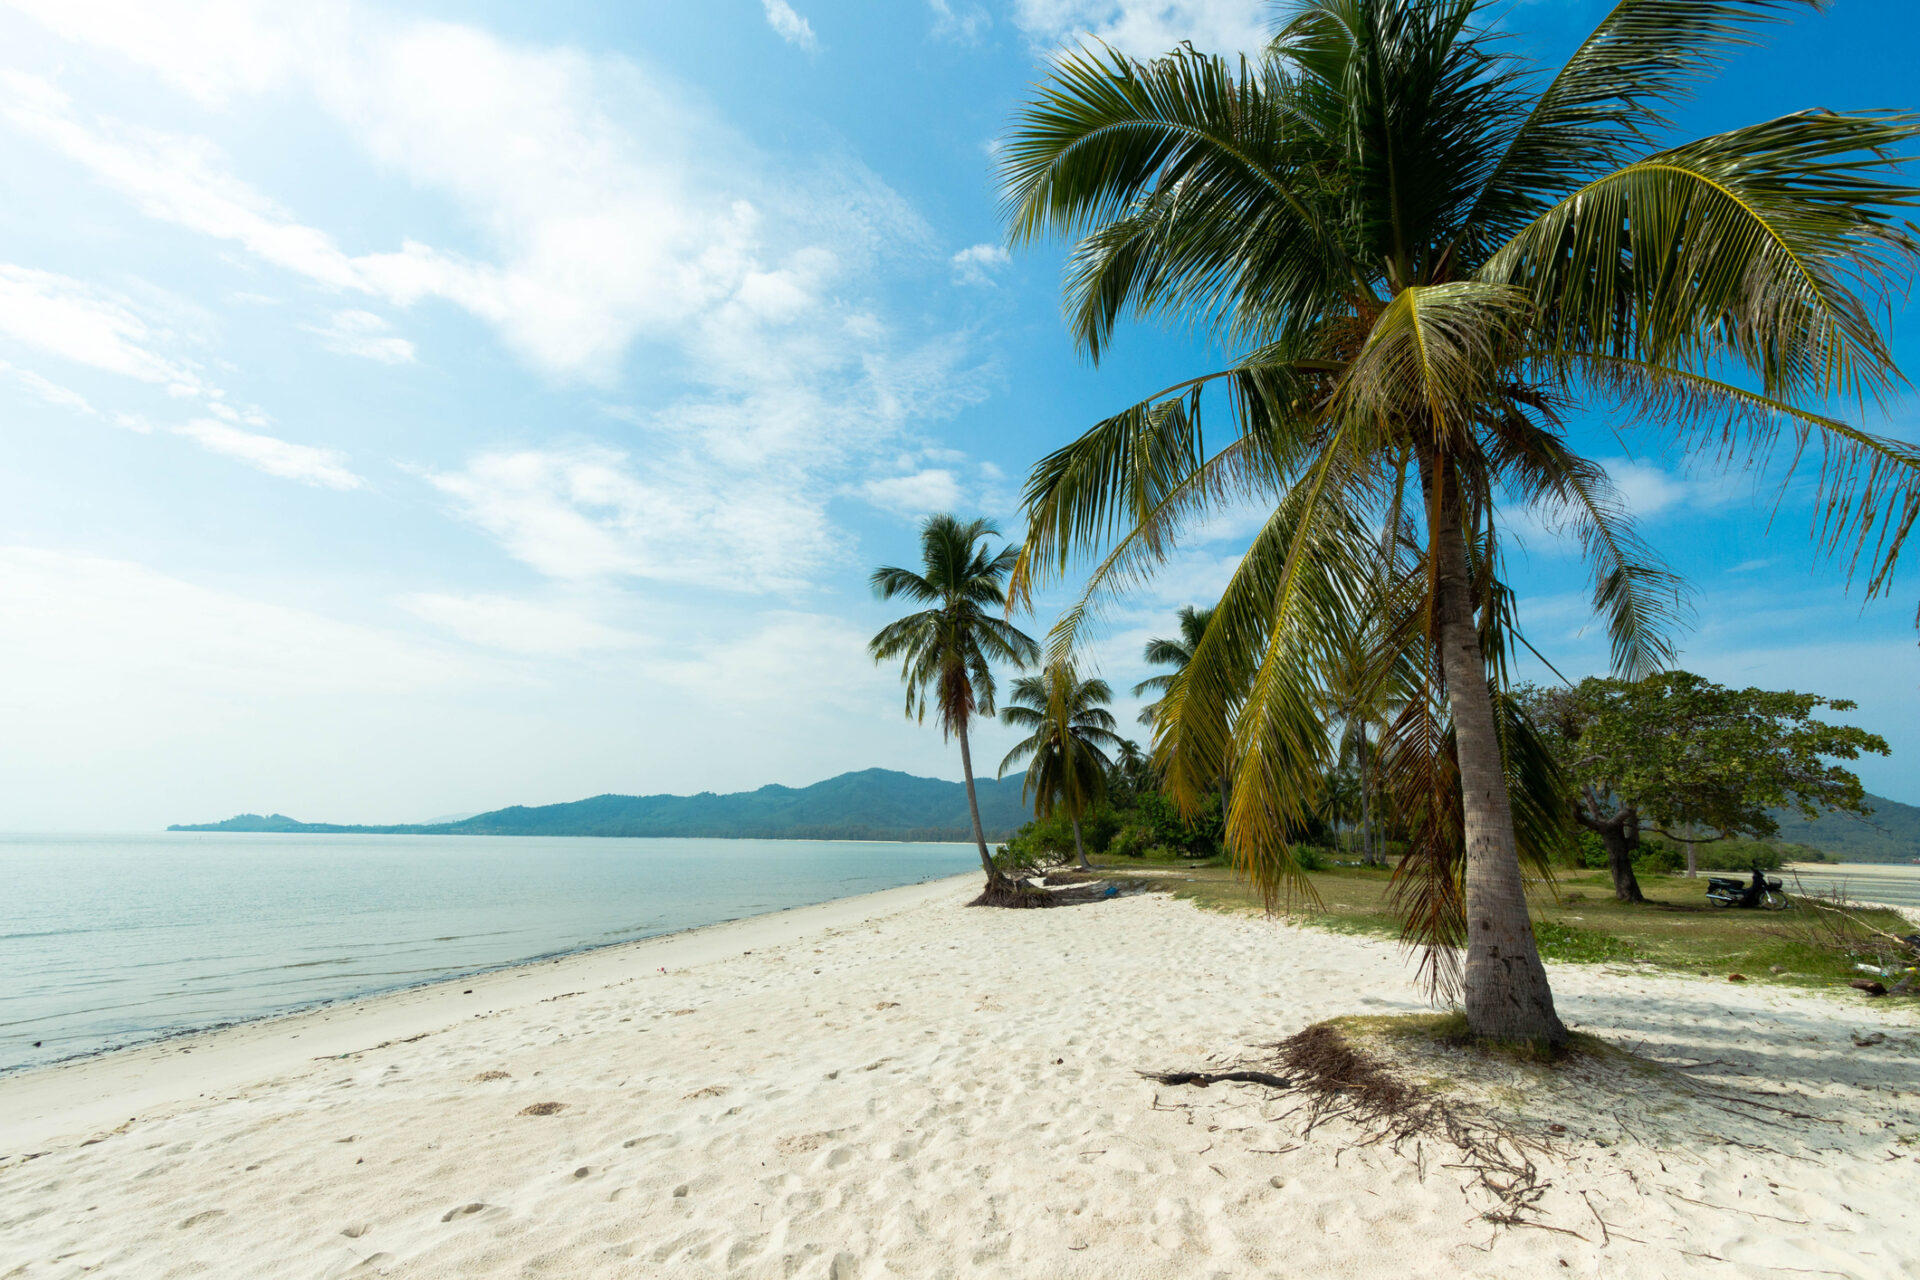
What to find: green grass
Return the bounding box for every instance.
[1101,862,1915,993]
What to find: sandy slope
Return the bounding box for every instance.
[2,877,1916,1279]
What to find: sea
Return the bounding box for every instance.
[0,832,979,1074]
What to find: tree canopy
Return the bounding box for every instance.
[1524,670,1890,899]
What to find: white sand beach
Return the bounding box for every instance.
[3,877,1917,1279]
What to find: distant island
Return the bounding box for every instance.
[169,768,1034,843]
[1772,791,1920,863]
[170,773,1920,861]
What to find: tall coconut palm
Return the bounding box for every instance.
[870,514,1040,898]
[1002,0,1920,1044]
[999,663,1127,869]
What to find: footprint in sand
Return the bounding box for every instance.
[177,1209,226,1229]
[340,1223,371,1239]
[681,1085,729,1100]
[518,1101,567,1116]
[472,1070,510,1082]
[440,1202,499,1223]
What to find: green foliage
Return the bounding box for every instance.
[997,0,1920,1006]
[868,514,1039,739]
[998,662,1127,831]
[1531,921,1639,965]
[1529,671,1888,842]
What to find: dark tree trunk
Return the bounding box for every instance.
[1597,824,1644,903]
[1070,811,1090,870]
[1429,461,1567,1047]
[1358,722,1381,866]
[955,719,1004,887]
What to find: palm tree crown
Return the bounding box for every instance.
[1133,604,1216,727]
[999,662,1127,868]
[1000,0,1920,1042]
[869,515,1039,737]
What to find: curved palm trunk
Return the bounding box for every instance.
[1070,811,1090,870]
[954,719,1002,886]
[1430,468,1567,1047]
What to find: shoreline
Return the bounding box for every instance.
[3,880,1916,1277]
[0,872,978,1155]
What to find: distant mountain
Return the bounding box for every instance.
[170,769,1033,843]
[1773,791,1920,863]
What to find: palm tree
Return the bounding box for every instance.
[870,514,1040,899]
[1133,605,1215,725]
[1134,604,1234,824]
[999,662,1127,869]
[1002,0,1919,1044]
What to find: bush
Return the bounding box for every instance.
[1294,845,1330,872]
[993,842,1045,876]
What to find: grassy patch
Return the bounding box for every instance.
[1104,862,1914,994]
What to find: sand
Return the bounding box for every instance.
[3,875,1917,1279]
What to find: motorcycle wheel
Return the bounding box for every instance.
[1761,890,1790,911]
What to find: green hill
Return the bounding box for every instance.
[169,769,1033,842]
[1772,791,1920,863]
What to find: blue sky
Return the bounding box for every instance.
[0,0,1915,830]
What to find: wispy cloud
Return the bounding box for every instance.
[0,359,98,417]
[763,0,821,51]
[862,467,965,515]
[950,242,1010,286]
[421,446,835,591]
[174,418,363,490]
[398,592,641,657]
[1012,0,1273,57]
[0,263,202,392]
[929,0,992,43]
[304,309,416,365]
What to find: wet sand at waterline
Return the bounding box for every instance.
[3,876,1917,1278]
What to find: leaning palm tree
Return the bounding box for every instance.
[999,662,1127,869]
[870,514,1040,902]
[1002,0,1920,1044]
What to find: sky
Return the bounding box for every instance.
[0,0,1916,831]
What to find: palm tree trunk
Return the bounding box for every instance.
[1357,723,1378,867]
[1070,811,1090,870]
[955,718,1001,885]
[1429,462,1566,1047]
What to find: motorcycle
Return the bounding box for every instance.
[1705,866,1789,910]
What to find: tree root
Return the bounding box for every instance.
[968,878,1058,908]
[1140,1069,1294,1089]
[1143,1021,1551,1225]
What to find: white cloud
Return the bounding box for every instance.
[422,446,835,591]
[399,592,640,657]
[5,1,982,590]
[0,359,97,416]
[0,545,482,697]
[929,0,991,42]
[1013,0,1272,57]
[0,264,202,392]
[174,418,364,489]
[0,13,927,382]
[1609,458,1692,519]
[659,611,891,717]
[950,242,1010,286]
[762,0,820,51]
[305,309,416,364]
[863,468,965,515]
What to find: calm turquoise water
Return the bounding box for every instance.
[0,833,977,1073]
